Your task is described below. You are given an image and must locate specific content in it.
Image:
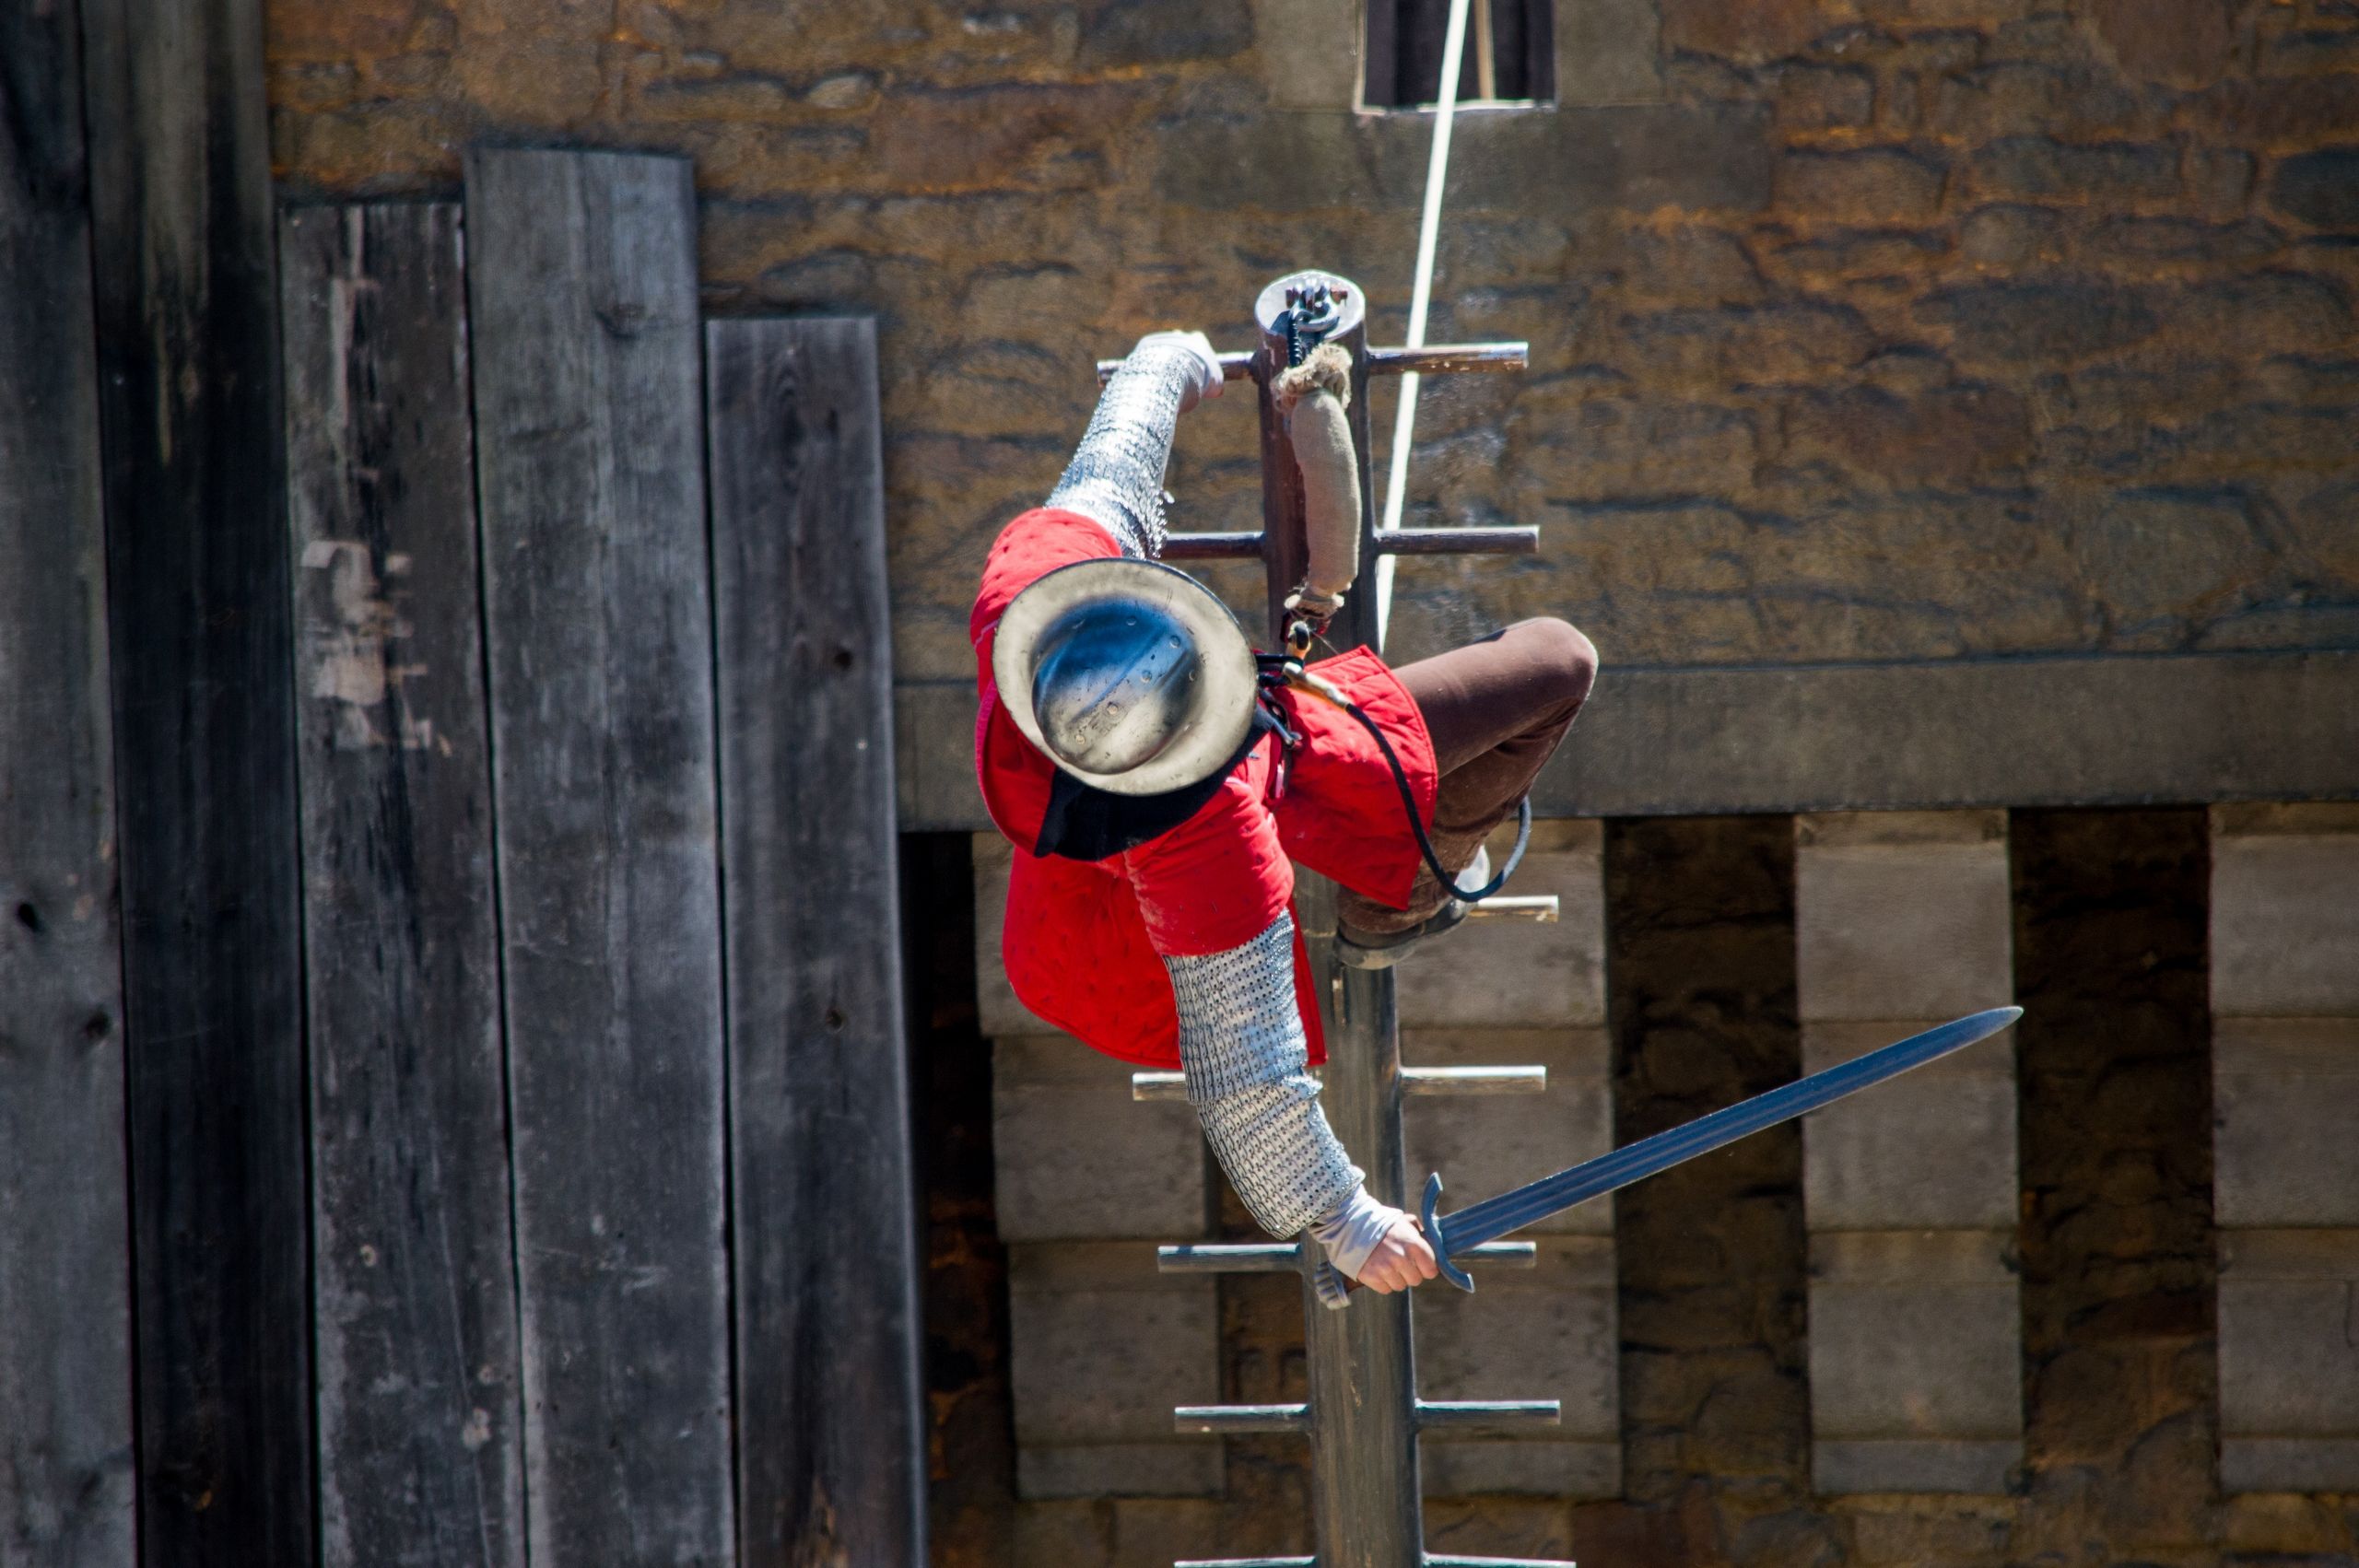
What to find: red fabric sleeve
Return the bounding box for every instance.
[1119,741,1295,958]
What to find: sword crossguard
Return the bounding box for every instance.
[1423,1172,1476,1293]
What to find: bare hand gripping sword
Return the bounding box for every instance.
[1315,1005,2024,1307]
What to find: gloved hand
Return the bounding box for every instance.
[1312,1186,1440,1294]
[1133,330,1224,414]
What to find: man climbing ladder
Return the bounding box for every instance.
[968,326,1598,1293]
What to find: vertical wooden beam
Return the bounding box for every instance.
[1256,270,1428,1568]
[464,147,736,1565]
[705,317,926,1566]
[0,8,137,1562]
[280,202,526,1568]
[76,0,311,1560]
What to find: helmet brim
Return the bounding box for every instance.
[992,557,1261,797]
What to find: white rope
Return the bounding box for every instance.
[1374,0,1474,652]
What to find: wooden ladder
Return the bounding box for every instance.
[1125,269,1579,1568]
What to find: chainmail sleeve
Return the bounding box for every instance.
[1164,915,1365,1238]
[1042,338,1200,558]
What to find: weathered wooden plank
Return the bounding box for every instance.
[464,147,735,1565]
[280,202,525,1568]
[76,0,311,1561]
[0,9,137,1563]
[707,317,926,1567]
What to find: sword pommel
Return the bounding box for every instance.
[1424,1172,1475,1293]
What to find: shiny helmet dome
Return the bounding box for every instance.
[991,557,1260,797]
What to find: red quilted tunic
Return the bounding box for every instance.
[972,508,1438,1069]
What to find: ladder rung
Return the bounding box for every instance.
[1133,1071,1188,1102]
[1162,531,1263,561]
[1145,1064,1551,1099]
[1427,1558,1579,1566]
[1093,341,1528,385]
[1415,1399,1561,1433]
[1160,525,1537,560]
[1176,1558,1314,1567]
[1368,341,1529,377]
[1403,1065,1547,1095]
[1461,895,1558,922]
[1180,1546,1566,1556]
[1156,1240,1536,1274]
[1158,1242,1299,1273]
[1175,1402,1311,1434]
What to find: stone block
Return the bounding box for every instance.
[1250,0,1361,108]
[1075,0,1250,67]
[1795,812,2013,1022]
[1966,135,2179,203]
[2270,147,2359,230]
[2210,806,2359,1016]
[1813,1440,2022,1495]
[1775,146,1947,222]
[1403,1028,1613,1235]
[1784,382,2032,489]
[1917,280,2161,367]
[1006,1242,1221,1498]
[1416,1237,1620,1497]
[1155,102,1770,217]
[2213,1018,2359,1228]
[994,1036,1207,1243]
[1660,0,1833,65]
[2217,1228,2359,1491]
[1803,1021,2018,1231]
[1557,0,1665,106]
[1396,819,1606,1030]
[1108,1499,1229,1568]
[1422,1440,1621,1499]
[1808,1230,2024,1493]
[2181,272,2354,357]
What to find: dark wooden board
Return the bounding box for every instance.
[76,0,313,1561]
[463,147,735,1566]
[706,318,925,1567]
[280,202,526,1568]
[0,7,137,1562]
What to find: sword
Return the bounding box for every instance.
[1314,1005,2023,1308]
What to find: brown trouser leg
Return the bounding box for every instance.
[1336,617,1598,935]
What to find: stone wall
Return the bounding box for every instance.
[265,0,2359,717]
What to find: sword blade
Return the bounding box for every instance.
[1434,1007,2022,1260]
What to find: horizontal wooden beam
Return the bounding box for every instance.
[1154,1241,1538,1272]
[1461,895,1559,923]
[1136,1067,1550,1099]
[1415,1399,1563,1433]
[1175,1403,1312,1434]
[898,650,2359,830]
[1403,1065,1550,1095]
[1367,342,1528,376]
[1095,341,1526,384]
[1161,525,1537,560]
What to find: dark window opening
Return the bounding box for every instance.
[1365,0,1555,108]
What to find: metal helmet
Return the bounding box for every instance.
[992,557,1260,797]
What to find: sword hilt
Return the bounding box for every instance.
[1310,1172,1476,1310]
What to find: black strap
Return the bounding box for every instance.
[1254,654,1530,903]
[1331,693,1531,903]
